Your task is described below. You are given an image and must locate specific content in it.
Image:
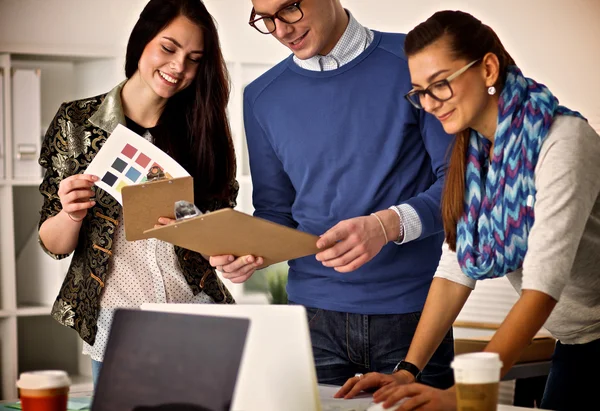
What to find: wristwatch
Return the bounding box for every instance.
[393,360,421,380]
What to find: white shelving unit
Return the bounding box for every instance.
[0,47,122,400]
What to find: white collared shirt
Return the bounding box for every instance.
[293,11,373,71]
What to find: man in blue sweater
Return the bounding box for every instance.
[209,0,455,387]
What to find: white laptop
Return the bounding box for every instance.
[141,304,323,411]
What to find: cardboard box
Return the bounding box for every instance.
[454,333,556,364]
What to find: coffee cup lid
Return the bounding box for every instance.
[451,352,503,370]
[16,370,71,390]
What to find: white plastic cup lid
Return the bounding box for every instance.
[451,352,503,370]
[451,352,503,384]
[16,370,71,390]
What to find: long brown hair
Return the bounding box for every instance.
[404,10,515,250]
[125,0,235,207]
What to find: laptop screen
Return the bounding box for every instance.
[91,309,249,411]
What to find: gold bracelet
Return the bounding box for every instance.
[370,213,388,243]
[67,212,85,223]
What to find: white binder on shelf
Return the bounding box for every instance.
[0,68,4,179]
[11,68,42,180]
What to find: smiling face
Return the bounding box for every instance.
[407,37,494,136]
[251,0,346,59]
[136,14,204,100]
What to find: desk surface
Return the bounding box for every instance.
[0,392,536,411]
[318,385,533,411]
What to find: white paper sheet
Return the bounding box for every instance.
[85,124,190,204]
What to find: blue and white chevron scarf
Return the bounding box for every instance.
[457,65,585,280]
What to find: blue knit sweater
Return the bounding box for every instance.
[244,31,453,314]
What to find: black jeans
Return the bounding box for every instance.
[541,337,600,410]
[296,303,454,388]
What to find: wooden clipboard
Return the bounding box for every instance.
[143,208,320,267]
[122,176,194,241]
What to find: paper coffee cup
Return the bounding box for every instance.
[451,352,502,411]
[17,370,71,411]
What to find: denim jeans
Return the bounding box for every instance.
[540,337,600,410]
[91,359,102,388]
[296,303,455,388]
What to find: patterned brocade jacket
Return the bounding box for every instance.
[38,82,237,345]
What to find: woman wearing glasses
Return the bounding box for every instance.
[336,10,600,410]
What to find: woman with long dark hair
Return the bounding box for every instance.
[38,0,237,386]
[336,10,600,410]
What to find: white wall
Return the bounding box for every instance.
[1,0,599,128]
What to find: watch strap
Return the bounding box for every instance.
[393,360,421,380]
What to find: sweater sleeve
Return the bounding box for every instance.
[244,89,298,229]
[521,116,600,300]
[398,109,453,241]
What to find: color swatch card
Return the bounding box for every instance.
[85,124,190,204]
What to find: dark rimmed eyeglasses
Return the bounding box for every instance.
[249,1,304,34]
[405,59,480,109]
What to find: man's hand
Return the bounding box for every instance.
[315,212,394,272]
[209,255,264,283]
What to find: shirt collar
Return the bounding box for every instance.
[88,80,127,134]
[293,11,373,71]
